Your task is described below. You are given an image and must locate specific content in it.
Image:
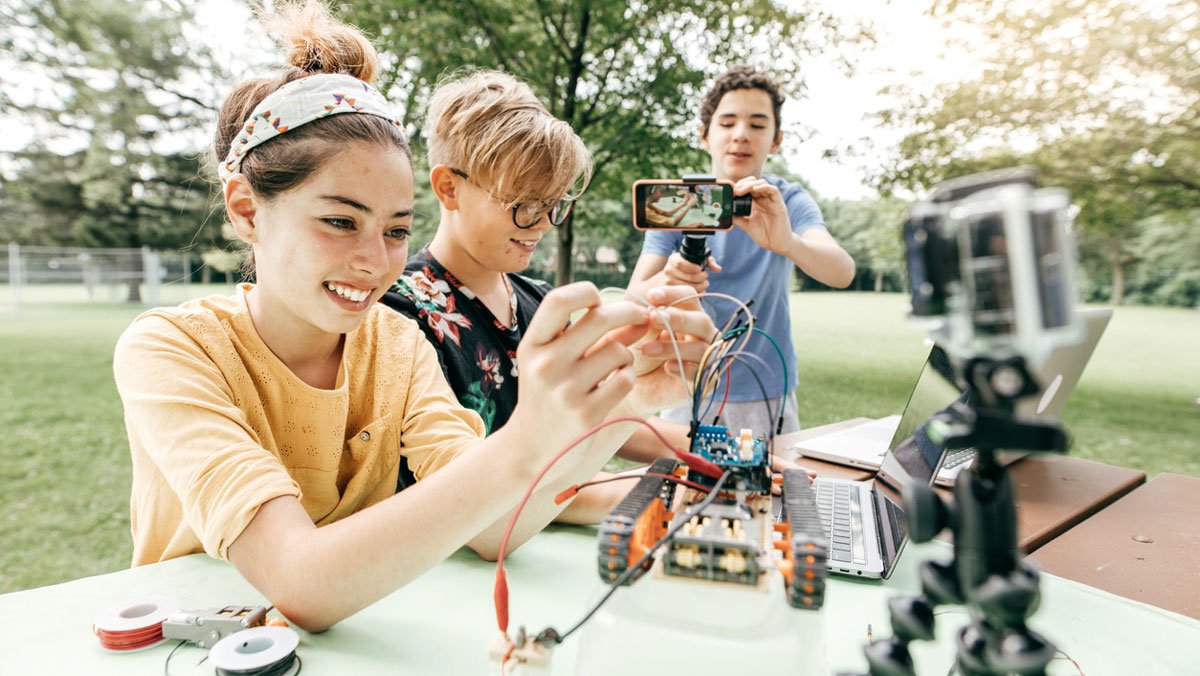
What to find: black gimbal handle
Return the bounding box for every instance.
[680,234,710,267]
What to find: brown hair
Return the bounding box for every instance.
[212,0,410,201]
[425,70,591,206]
[699,65,786,138]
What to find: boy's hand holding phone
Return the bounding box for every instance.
[661,251,722,293]
[732,176,793,254]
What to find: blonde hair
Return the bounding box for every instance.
[212,0,408,199]
[425,70,592,205]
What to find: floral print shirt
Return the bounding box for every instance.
[382,247,550,437]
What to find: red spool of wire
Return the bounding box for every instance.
[93,596,179,652]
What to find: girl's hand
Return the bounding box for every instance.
[508,282,649,464]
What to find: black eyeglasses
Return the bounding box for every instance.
[449,167,576,228]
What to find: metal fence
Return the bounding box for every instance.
[0,243,222,316]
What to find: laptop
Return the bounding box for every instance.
[791,308,1113,579]
[794,307,1113,487]
[796,387,951,578]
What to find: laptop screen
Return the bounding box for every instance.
[866,307,1112,576]
[870,345,962,575]
[880,345,960,488]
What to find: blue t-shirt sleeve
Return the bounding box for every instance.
[769,176,826,236]
[640,229,683,258]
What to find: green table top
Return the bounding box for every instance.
[2,525,1197,674]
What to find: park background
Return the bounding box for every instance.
[1,0,1197,593]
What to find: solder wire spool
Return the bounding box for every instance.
[92,596,180,652]
[209,625,301,676]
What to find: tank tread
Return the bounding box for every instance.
[596,458,680,584]
[782,468,829,609]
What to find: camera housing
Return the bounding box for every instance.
[903,167,1083,369]
[632,175,751,231]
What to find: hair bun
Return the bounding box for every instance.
[265,1,379,83]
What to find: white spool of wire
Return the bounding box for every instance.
[209,625,301,676]
[92,596,180,652]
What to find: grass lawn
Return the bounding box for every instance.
[1,287,1197,594]
[791,293,1200,479]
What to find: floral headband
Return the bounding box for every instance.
[218,73,401,184]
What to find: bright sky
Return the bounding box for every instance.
[782,0,982,199]
[5,0,977,201]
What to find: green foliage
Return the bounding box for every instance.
[338,0,867,283]
[873,0,1200,305]
[1125,210,1200,307]
[820,196,908,292]
[0,0,223,256]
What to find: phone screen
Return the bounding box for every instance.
[633,181,734,231]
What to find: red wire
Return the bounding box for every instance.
[556,472,712,504]
[493,415,721,634]
[714,373,732,421]
[94,622,164,651]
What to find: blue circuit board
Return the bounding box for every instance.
[691,424,768,468]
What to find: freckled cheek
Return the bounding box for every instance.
[386,243,408,274]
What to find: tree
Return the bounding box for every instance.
[0,147,90,246]
[821,196,907,292]
[0,0,223,299]
[1127,210,1200,307]
[872,0,1199,304]
[340,0,867,284]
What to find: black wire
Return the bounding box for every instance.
[214,650,300,676]
[711,324,790,440]
[163,640,187,676]
[697,352,775,428]
[545,470,733,644]
[162,635,301,676]
[700,352,777,465]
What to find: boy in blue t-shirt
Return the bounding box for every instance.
[630,66,856,436]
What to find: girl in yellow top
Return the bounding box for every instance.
[112,1,713,633]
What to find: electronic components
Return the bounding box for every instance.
[488,630,551,676]
[594,432,829,611]
[664,501,764,585]
[689,424,770,493]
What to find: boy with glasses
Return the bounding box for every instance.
[382,71,694,497]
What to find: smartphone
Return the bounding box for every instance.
[632,180,735,231]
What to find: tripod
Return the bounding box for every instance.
[863,355,1069,676]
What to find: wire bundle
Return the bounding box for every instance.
[213,652,298,676]
[92,596,179,652]
[209,626,301,676]
[94,622,167,651]
[490,287,787,659]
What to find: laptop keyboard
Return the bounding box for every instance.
[942,448,976,472]
[815,480,867,564]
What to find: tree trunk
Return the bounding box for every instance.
[874,271,884,293]
[555,217,575,286]
[1109,257,1126,306]
[552,5,590,288]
